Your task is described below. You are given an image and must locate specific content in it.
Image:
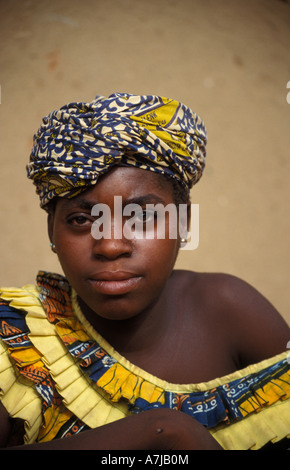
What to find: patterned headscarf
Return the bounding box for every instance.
[27,93,207,209]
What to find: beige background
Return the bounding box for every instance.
[0,0,289,326]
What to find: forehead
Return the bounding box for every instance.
[98,166,172,191]
[58,166,174,209]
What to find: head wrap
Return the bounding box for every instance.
[27,92,207,209]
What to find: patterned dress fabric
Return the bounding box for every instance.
[0,272,290,449]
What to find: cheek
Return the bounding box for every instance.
[54,231,91,275]
[138,238,179,273]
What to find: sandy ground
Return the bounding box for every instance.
[0,0,289,327]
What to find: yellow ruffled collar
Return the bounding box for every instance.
[1,271,290,449]
[71,290,288,392]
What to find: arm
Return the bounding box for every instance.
[1,407,222,450]
[0,402,11,448]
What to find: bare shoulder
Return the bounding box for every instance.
[173,270,290,367]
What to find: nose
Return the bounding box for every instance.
[91,219,133,260]
[92,236,133,260]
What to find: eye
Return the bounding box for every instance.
[67,214,94,227]
[133,209,157,224]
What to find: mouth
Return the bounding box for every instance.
[87,271,143,296]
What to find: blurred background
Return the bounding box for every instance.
[0,0,289,325]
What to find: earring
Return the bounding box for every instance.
[50,242,57,253]
[180,238,187,243]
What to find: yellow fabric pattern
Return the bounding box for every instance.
[0,285,44,444]
[97,362,165,404]
[130,98,193,158]
[239,369,290,417]
[0,282,289,449]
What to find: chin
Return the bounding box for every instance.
[85,296,146,322]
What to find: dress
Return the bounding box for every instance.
[0,271,289,450]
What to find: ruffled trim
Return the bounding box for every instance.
[1,272,290,450]
[0,286,91,443]
[24,278,129,430]
[0,283,126,439]
[0,286,43,444]
[72,290,289,393]
[71,292,290,449]
[212,400,290,450]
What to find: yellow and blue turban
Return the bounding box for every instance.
[27,93,207,209]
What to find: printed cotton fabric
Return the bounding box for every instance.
[27,93,207,208]
[0,272,290,449]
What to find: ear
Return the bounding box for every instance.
[47,212,55,244]
[186,202,191,232]
[178,202,191,242]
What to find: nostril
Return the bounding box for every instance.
[92,237,133,260]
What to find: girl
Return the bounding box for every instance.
[0,93,289,450]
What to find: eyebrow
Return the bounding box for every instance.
[124,194,166,206]
[61,193,167,210]
[60,198,95,211]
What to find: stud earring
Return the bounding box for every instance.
[50,242,57,253]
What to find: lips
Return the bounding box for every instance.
[88,271,143,296]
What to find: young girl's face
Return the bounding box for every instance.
[48,166,182,321]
